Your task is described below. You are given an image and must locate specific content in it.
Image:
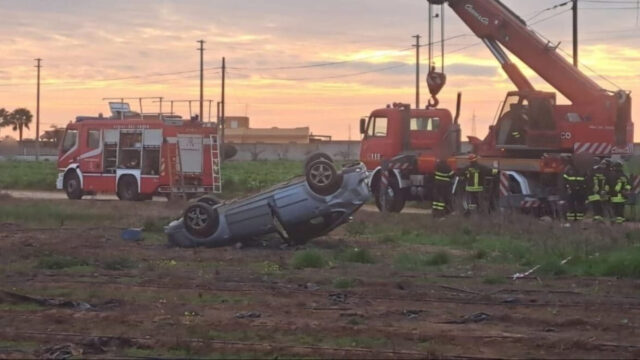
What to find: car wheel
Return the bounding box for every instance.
[306,159,342,196]
[64,171,83,200]
[117,176,139,201]
[197,195,220,207]
[304,152,333,172]
[374,172,405,213]
[183,203,219,238]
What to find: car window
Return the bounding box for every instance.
[411,117,440,131]
[61,130,77,153]
[367,116,388,137]
[87,129,100,149]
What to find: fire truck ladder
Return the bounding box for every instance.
[165,139,187,200]
[211,134,222,193]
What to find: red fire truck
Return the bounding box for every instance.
[56,101,221,200]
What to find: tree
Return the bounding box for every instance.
[0,108,8,127]
[2,108,33,141]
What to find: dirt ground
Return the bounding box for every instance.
[1,198,640,359]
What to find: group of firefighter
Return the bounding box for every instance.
[431,153,633,224]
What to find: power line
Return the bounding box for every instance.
[228,47,413,71]
[527,1,571,21]
[0,67,222,88]
[228,64,407,82]
[530,8,572,25]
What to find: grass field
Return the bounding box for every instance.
[0,160,59,191]
[0,160,304,195]
[1,198,640,358]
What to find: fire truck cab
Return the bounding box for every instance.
[56,101,221,200]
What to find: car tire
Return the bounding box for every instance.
[304,152,333,172]
[183,203,219,238]
[64,171,83,200]
[117,176,139,201]
[306,159,342,196]
[197,195,220,207]
[374,172,405,213]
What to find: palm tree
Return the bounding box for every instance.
[0,108,7,125]
[0,108,8,138]
[3,108,33,141]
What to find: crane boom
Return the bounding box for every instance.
[442,0,606,105]
[430,0,632,155]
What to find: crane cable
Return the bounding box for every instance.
[426,2,447,109]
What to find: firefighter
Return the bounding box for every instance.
[433,158,454,218]
[462,154,496,214]
[562,158,588,222]
[609,160,631,224]
[588,160,608,222]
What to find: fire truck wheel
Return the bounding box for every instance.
[306,159,342,196]
[63,171,83,200]
[374,173,405,213]
[304,152,333,172]
[117,176,139,201]
[183,203,219,237]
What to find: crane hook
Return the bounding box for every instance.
[427,95,440,109]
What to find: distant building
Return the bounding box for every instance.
[223,116,311,144]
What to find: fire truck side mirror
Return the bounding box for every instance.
[359,118,366,135]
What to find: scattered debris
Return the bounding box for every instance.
[512,265,541,280]
[328,292,348,304]
[1,290,93,310]
[440,312,491,324]
[121,228,143,242]
[561,257,573,265]
[502,297,520,304]
[440,285,480,295]
[38,343,82,360]
[0,290,120,311]
[235,311,262,319]
[302,282,320,291]
[340,311,365,318]
[403,309,425,319]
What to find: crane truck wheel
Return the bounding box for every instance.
[63,170,83,200]
[183,203,220,238]
[373,172,405,213]
[306,159,342,196]
[117,175,139,201]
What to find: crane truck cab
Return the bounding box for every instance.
[359,98,461,212]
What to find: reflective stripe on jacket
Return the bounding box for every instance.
[611,175,631,203]
[435,171,454,182]
[465,167,483,192]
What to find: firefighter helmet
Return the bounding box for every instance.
[612,160,624,170]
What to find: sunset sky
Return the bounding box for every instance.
[0,0,639,141]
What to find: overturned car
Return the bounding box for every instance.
[166,155,370,248]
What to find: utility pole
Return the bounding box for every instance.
[471,111,477,137]
[220,57,226,161]
[35,58,42,161]
[572,0,578,68]
[412,34,421,109]
[197,40,205,121]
